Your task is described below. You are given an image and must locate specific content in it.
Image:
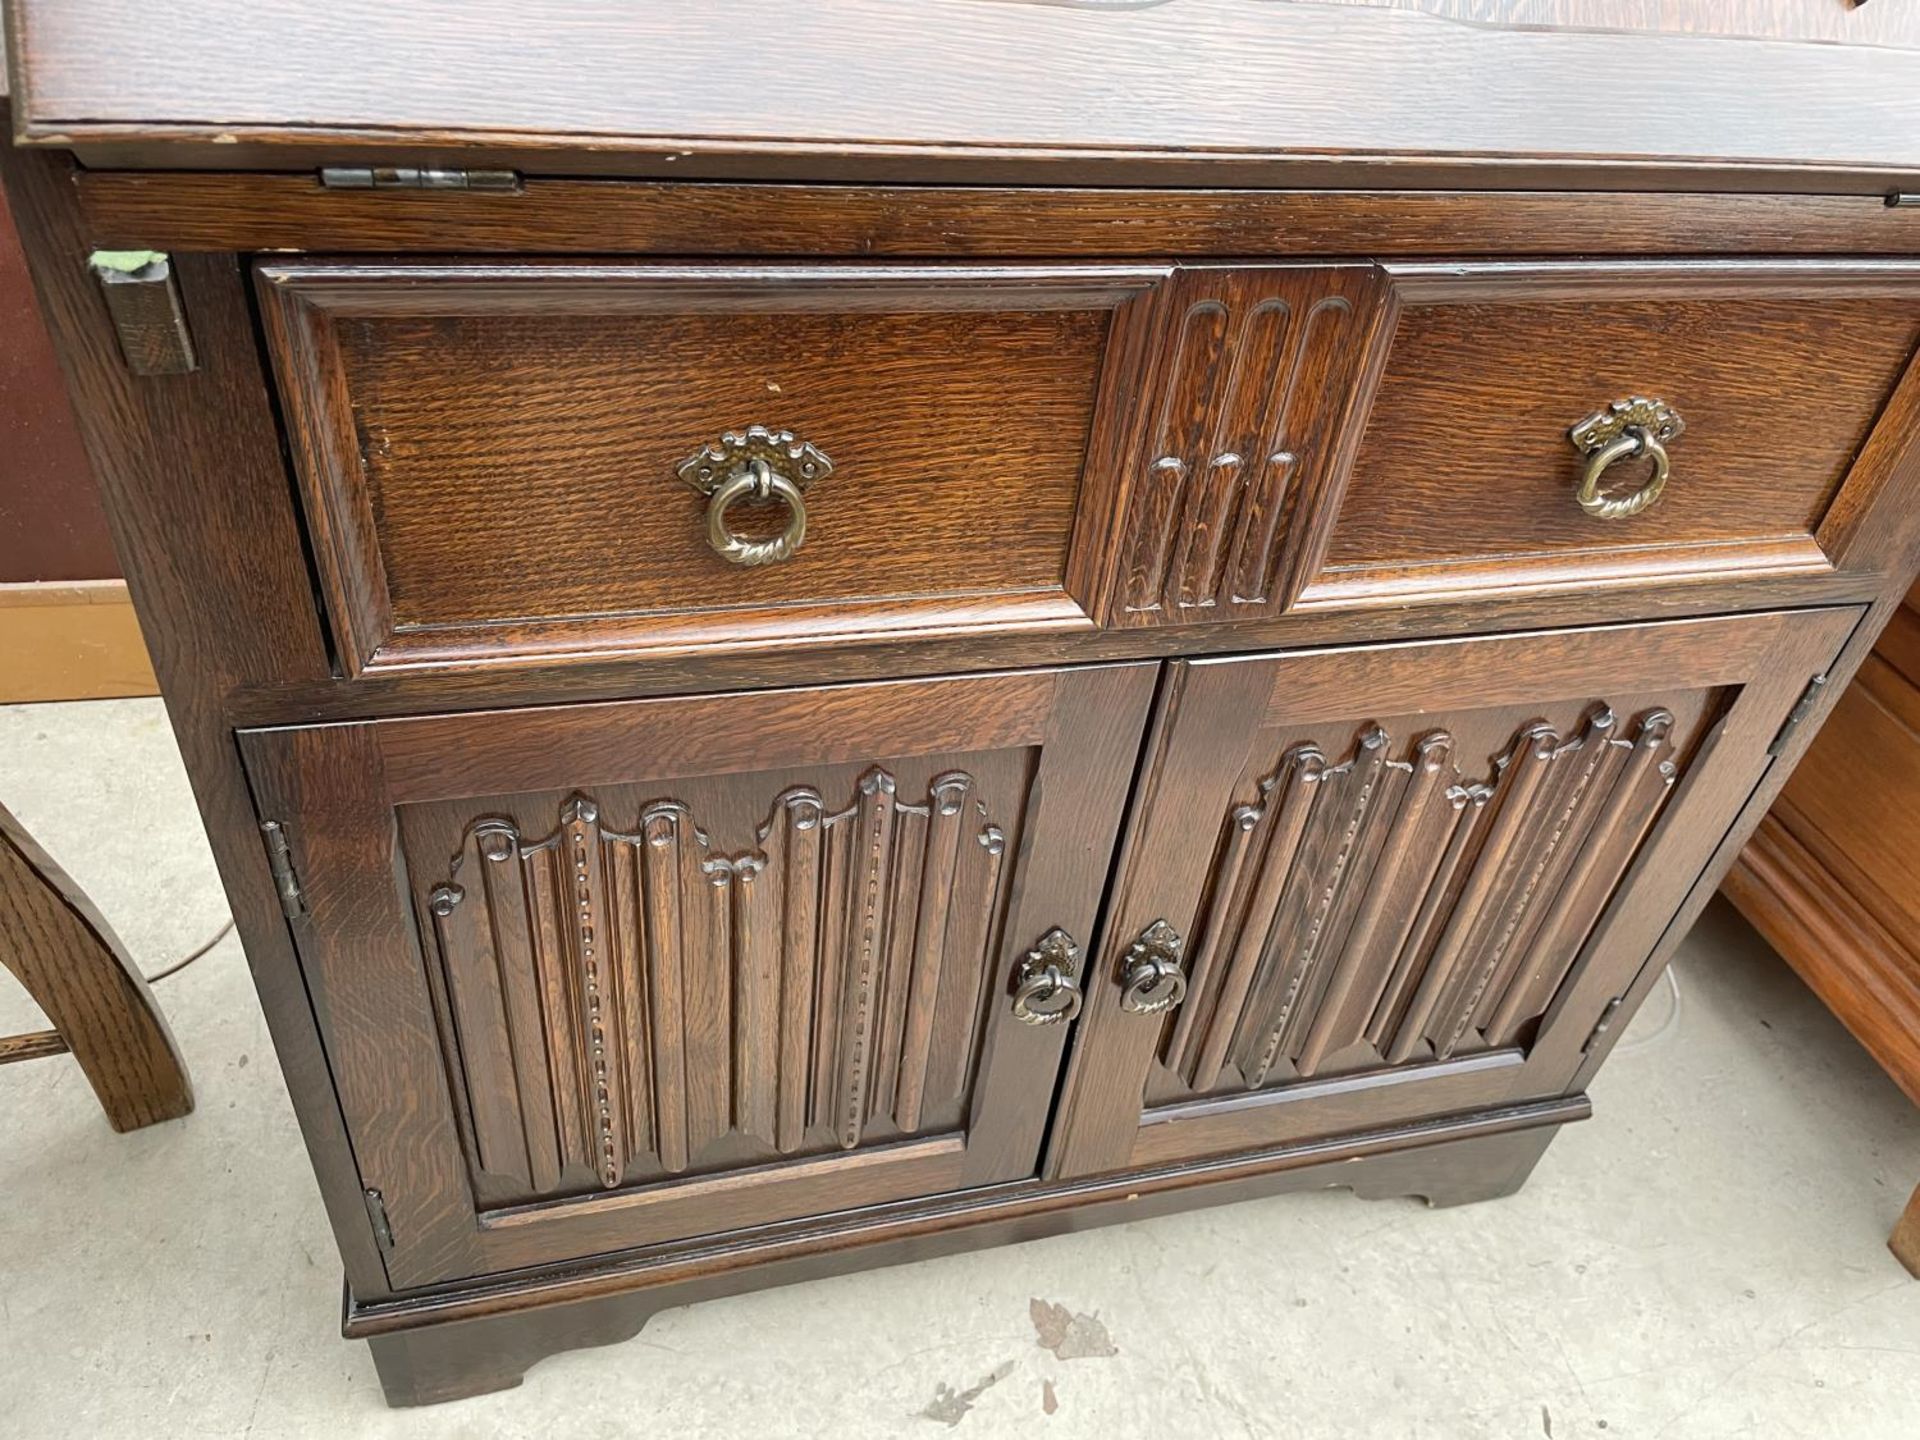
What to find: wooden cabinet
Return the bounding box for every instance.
[239,664,1154,1287]
[9,0,1920,1409]
[233,606,1856,1292]
[1055,610,1854,1177]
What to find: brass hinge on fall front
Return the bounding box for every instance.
[319,166,522,192]
[1769,674,1829,757]
[363,1188,395,1253]
[1889,192,1920,208]
[260,820,305,921]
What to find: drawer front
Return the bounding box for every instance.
[240,664,1154,1287]
[258,261,1165,675]
[261,257,1920,680]
[1103,261,1920,626]
[1050,607,1858,1179]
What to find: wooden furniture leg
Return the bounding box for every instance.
[1893,1183,1920,1279]
[0,798,192,1130]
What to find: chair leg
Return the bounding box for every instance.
[0,799,192,1130]
[1893,1181,1920,1280]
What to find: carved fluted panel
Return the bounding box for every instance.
[425,769,1007,1201]
[1114,266,1390,624]
[1163,706,1680,1095]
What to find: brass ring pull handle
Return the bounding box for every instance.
[1119,919,1187,1015]
[1011,928,1084,1026]
[707,459,807,567]
[676,425,833,568]
[1567,397,1685,521]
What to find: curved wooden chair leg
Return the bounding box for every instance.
[0,798,193,1130]
[1893,1182,1920,1280]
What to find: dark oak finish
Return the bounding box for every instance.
[76,178,1920,261]
[246,256,1920,681]
[358,1099,1581,1405]
[11,6,1920,1404]
[90,253,196,376]
[1103,265,1394,627]
[0,799,192,1129]
[1315,262,1920,610]
[1052,608,1857,1178]
[256,261,1160,673]
[239,664,1155,1288]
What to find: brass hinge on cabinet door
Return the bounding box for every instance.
[1768,674,1829,757]
[259,820,305,921]
[319,166,523,192]
[1889,192,1920,209]
[1583,997,1626,1055]
[363,1188,395,1253]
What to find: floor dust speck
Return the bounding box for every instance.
[1030,1298,1119,1360]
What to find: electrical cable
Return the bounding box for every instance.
[142,916,235,984]
[1612,965,1683,1055]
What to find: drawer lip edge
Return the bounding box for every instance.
[348,591,1100,678]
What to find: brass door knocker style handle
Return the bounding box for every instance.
[1567,397,1685,520]
[1119,919,1188,1014]
[676,425,833,567]
[1012,928,1085,1025]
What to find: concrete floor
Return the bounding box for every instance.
[1,697,1916,1439]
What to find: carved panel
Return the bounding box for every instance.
[1161,706,1681,1095]
[423,769,1008,1202]
[1111,266,1392,625]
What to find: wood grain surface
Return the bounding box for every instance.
[0,579,155,701]
[9,0,1920,187]
[257,261,1162,673]
[239,663,1154,1287]
[1317,263,1920,606]
[74,177,1920,261]
[1050,605,1856,1178]
[0,799,191,1129]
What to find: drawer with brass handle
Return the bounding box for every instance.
[1299,261,1920,613]
[257,261,1165,676]
[260,259,1920,678]
[1101,261,1920,627]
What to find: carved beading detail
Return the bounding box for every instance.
[1115,268,1390,623]
[423,769,1011,1203]
[1163,706,1681,1095]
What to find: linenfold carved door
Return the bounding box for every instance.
[1050,609,1857,1179]
[240,665,1154,1288]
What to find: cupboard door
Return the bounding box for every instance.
[240,664,1154,1288]
[1050,609,1858,1179]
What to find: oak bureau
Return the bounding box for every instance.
[7,0,1920,1407]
